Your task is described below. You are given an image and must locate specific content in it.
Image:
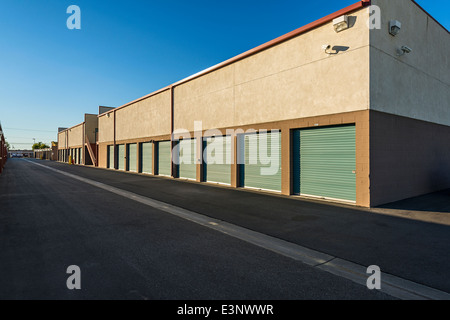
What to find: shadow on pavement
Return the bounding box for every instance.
[377,189,450,213]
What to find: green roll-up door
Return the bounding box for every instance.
[79,147,82,165]
[117,144,125,171]
[240,131,281,192]
[127,144,137,172]
[204,136,232,185]
[293,125,356,202]
[158,141,171,176]
[108,145,114,169]
[178,139,197,180]
[141,142,153,174]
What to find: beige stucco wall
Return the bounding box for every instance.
[174,7,370,132]
[98,113,115,143]
[98,143,108,168]
[58,131,67,149]
[67,124,83,147]
[370,0,450,126]
[98,90,172,143]
[115,90,171,142]
[85,114,98,143]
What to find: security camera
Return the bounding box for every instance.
[322,44,333,55]
[397,45,412,56]
[389,20,401,36]
[401,46,412,53]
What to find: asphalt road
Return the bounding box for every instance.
[0,159,447,300]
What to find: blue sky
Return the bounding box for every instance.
[0,0,448,150]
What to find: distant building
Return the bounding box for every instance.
[57,113,99,166]
[8,150,34,158]
[34,142,58,161]
[0,123,6,174]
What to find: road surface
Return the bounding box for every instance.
[1,159,449,300]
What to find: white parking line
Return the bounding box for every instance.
[25,160,450,300]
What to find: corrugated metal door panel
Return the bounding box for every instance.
[158,141,171,176]
[179,139,197,180]
[128,144,137,172]
[241,132,281,192]
[108,145,114,169]
[141,142,153,174]
[117,144,125,171]
[204,136,231,185]
[79,148,82,165]
[293,125,356,202]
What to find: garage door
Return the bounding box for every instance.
[127,143,137,172]
[239,131,281,192]
[107,145,114,169]
[178,139,197,180]
[140,142,153,174]
[117,144,125,171]
[204,136,231,185]
[158,141,171,176]
[293,125,356,202]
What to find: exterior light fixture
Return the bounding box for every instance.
[389,20,402,36]
[333,15,349,33]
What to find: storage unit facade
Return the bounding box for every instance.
[34,144,58,161]
[96,2,371,205]
[58,114,99,166]
[62,0,450,208]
